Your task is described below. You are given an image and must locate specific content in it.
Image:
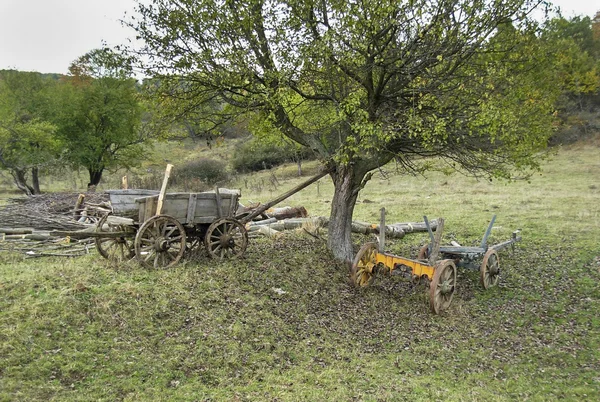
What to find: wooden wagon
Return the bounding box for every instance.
[95,170,330,268]
[95,188,247,268]
[351,211,521,314]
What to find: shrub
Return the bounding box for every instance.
[173,158,229,187]
[231,137,314,173]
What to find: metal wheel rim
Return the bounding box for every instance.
[429,259,457,314]
[350,242,378,287]
[134,215,186,269]
[205,218,248,259]
[95,214,135,263]
[480,249,500,289]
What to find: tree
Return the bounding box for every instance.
[130,0,559,263]
[543,15,600,114]
[54,49,146,189]
[0,70,62,195]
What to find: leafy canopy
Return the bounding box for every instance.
[131,0,558,179]
[0,70,62,187]
[53,49,147,186]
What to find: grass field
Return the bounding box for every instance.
[1,139,599,400]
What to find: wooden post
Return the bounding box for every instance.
[155,164,173,216]
[214,187,223,218]
[379,207,386,252]
[121,175,128,190]
[428,217,445,266]
[73,194,85,220]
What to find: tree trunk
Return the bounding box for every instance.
[327,164,366,265]
[11,168,34,196]
[88,168,104,189]
[31,167,41,194]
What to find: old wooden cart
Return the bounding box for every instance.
[417,215,521,289]
[95,188,246,268]
[350,211,521,314]
[94,170,329,268]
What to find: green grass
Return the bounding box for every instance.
[1,140,600,400]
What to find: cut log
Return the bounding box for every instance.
[0,228,34,235]
[267,206,308,220]
[256,226,282,238]
[247,217,327,232]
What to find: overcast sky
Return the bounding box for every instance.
[0,0,598,75]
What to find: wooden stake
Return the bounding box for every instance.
[379,207,386,252]
[73,194,85,220]
[121,175,128,190]
[428,218,445,265]
[155,164,173,216]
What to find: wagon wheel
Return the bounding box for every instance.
[205,218,248,259]
[480,249,500,289]
[429,259,457,314]
[95,214,135,263]
[350,242,379,287]
[418,244,429,260]
[134,215,186,269]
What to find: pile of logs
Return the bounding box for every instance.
[0,227,95,258]
[244,204,438,240]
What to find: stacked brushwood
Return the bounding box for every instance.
[0,192,110,257]
[0,192,110,230]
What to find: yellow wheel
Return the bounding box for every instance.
[480,249,500,289]
[350,242,379,287]
[429,259,457,314]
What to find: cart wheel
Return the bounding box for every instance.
[418,244,429,260]
[429,259,457,314]
[480,249,500,289]
[134,215,186,269]
[350,242,379,287]
[205,218,248,259]
[95,214,135,263]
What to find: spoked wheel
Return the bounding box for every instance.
[95,214,135,263]
[480,249,500,289]
[204,218,248,259]
[429,259,457,314]
[134,215,186,269]
[418,244,429,260]
[350,242,379,287]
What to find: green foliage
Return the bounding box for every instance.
[0,70,63,194]
[131,0,558,178]
[172,157,229,186]
[541,15,600,143]
[52,49,147,187]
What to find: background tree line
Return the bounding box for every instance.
[0,49,146,195]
